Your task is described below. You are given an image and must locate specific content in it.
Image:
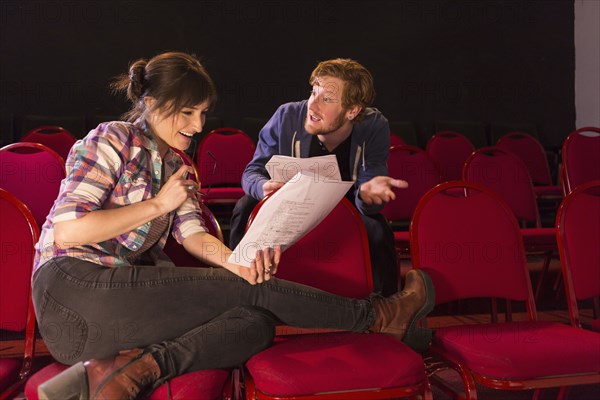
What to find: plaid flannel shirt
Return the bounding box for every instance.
[33,119,206,273]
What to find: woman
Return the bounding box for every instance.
[33,52,434,399]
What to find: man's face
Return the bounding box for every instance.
[305,76,351,136]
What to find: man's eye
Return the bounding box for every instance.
[323,97,331,103]
[182,111,192,116]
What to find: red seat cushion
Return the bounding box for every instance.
[148,369,229,400]
[246,332,425,397]
[25,361,229,400]
[433,321,600,379]
[0,358,22,391]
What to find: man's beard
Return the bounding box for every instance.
[304,111,347,136]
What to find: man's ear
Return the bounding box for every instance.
[346,105,362,121]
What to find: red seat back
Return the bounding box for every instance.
[0,189,39,398]
[0,189,39,333]
[410,181,533,308]
[195,128,255,187]
[0,143,66,228]
[463,146,540,225]
[556,180,600,327]
[248,197,373,299]
[20,126,77,161]
[497,132,554,186]
[426,131,475,181]
[381,145,440,222]
[562,127,600,194]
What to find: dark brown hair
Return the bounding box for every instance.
[309,58,375,123]
[112,52,217,122]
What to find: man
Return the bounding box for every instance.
[230,58,406,296]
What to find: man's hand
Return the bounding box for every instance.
[359,176,408,205]
[262,180,285,197]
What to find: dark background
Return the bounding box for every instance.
[0,0,575,149]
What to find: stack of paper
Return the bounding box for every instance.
[229,155,354,267]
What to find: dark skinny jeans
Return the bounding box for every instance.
[32,256,375,386]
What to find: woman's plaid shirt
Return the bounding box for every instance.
[33,119,206,273]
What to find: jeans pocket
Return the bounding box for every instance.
[38,291,88,363]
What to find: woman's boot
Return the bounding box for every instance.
[38,348,161,400]
[370,269,435,341]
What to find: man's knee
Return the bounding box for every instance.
[360,214,394,244]
[229,195,260,248]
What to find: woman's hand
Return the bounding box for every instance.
[237,245,281,284]
[154,165,197,213]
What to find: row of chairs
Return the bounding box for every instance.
[383,127,599,305]
[0,113,547,149]
[396,130,561,192]
[6,124,581,220]
[1,125,597,249]
[11,125,255,208]
[383,126,599,243]
[2,177,598,399]
[390,120,542,149]
[15,124,564,202]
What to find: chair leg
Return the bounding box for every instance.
[557,385,571,400]
[534,253,552,302]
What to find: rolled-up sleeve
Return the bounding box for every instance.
[52,133,121,223]
[171,195,207,244]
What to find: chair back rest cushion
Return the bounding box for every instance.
[248,197,373,299]
[497,132,553,186]
[426,131,475,181]
[21,126,78,161]
[463,146,539,224]
[562,127,600,193]
[0,143,66,227]
[556,180,600,300]
[381,145,440,221]
[410,181,532,305]
[196,128,255,186]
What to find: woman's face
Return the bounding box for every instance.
[145,99,210,155]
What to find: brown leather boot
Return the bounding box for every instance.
[38,348,161,400]
[370,269,435,341]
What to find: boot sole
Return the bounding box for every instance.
[403,326,433,354]
[405,270,435,342]
[38,361,89,400]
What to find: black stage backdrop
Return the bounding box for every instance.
[0,0,575,149]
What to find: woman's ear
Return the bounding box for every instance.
[144,96,156,109]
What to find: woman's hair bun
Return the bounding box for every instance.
[128,59,147,100]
